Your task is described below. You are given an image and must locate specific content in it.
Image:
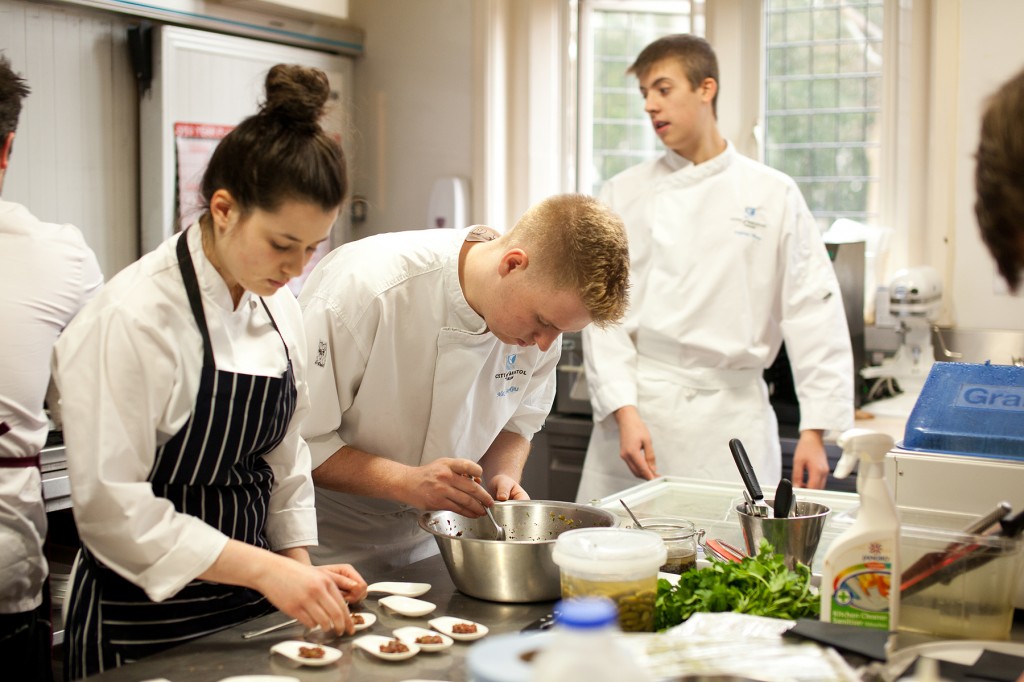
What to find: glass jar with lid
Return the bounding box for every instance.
[637,517,704,574]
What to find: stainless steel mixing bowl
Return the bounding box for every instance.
[418,500,619,602]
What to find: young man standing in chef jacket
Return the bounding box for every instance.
[299,194,630,573]
[0,54,103,681]
[575,35,854,503]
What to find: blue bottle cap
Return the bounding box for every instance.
[553,597,618,629]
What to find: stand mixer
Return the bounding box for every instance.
[861,266,943,417]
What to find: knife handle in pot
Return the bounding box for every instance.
[729,438,763,501]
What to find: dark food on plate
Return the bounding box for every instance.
[380,639,409,654]
[415,634,444,644]
[451,622,478,634]
[298,645,326,659]
[351,614,365,625]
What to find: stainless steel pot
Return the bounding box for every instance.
[418,500,619,603]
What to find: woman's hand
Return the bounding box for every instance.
[200,540,364,635]
[255,557,358,635]
[316,563,368,604]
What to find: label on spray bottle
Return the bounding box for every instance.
[827,542,895,630]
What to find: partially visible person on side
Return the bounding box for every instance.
[576,34,854,503]
[299,194,630,574]
[975,66,1024,292]
[0,53,103,682]
[53,64,366,680]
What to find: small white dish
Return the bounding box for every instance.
[392,626,454,653]
[366,581,431,598]
[269,640,342,667]
[350,611,377,632]
[353,634,421,661]
[379,595,436,617]
[428,616,489,641]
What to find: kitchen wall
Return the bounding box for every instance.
[0,0,138,279]
[346,0,1024,332]
[346,0,473,240]
[3,0,1021,331]
[948,0,1024,330]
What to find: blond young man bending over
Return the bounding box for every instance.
[299,194,630,573]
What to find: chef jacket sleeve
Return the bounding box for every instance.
[777,184,855,433]
[502,343,560,439]
[299,290,366,469]
[54,306,229,603]
[581,181,642,422]
[261,295,319,552]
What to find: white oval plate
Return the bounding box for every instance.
[269,640,342,667]
[366,581,431,598]
[428,616,489,641]
[350,611,377,632]
[392,626,454,653]
[353,634,421,661]
[379,595,436,617]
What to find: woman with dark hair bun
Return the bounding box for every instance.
[53,64,366,680]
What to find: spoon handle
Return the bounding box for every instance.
[619,499,644,529]
[241,617,298,639]
[485,505,506,541]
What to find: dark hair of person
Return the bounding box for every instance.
[628,34,719,117]
[0,53,31,143]
[975,67,1024,292]
[200,64,347,218]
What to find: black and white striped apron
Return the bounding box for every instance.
[64,231,298,680]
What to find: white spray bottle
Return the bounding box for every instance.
[820,428,900,630]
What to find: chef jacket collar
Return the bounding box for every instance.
[663,139,737,179]
[185,223,256,313]
[442,226,492,334]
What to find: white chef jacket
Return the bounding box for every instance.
[576,142,854,501]
[52,226,318,602]
[0,199,102,614]
[299,227,559,573]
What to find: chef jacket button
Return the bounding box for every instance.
[250,299,257,309]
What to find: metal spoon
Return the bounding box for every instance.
[466,474,505,541]
[619,499,645,529]
[241,617,298,639]
[485,505,506,541]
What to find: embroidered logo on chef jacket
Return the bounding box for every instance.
[315,340,328,367]
[495,353,527,397]
[730,206,767,238]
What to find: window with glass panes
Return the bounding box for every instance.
[763,0,884,231]
[577,1,703,197]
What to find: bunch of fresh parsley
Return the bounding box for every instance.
[654,540,819,630]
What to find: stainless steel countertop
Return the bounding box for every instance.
[79,553,554,681]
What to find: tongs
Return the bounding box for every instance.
[705,538,746,563]
[901,501,1018,598]
[730,438,770,517]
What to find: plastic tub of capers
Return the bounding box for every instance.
[551,527,666,632]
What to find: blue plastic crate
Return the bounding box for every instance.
[902,362,1024,459]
